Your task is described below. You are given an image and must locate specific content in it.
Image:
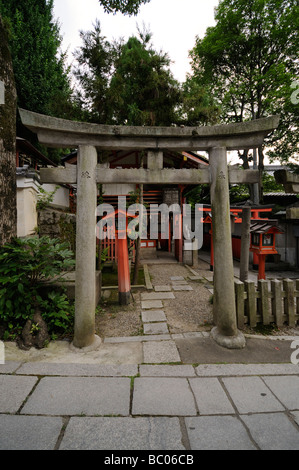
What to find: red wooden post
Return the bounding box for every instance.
[258,254,266,280]
[117,235,131,305]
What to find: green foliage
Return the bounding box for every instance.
[97,247,109,270]
[36,185,59,211]
[180,78,220,126]
[262,173,284,193]
[108,31,181,126]
[185,185,211,207]
[74,23,182,126]
[0,236,75,340]
[0,0,72,117]
[0,0,81,163]
[189,0,299,166]
[37,291,74,336]
[99,0,150,15]
[229,184,250,204]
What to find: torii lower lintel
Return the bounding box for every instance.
[19,109,280,351]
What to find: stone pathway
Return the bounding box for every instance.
[139,273,200,363]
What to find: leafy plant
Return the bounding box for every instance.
[36,185,59,211]
[0,236,75,341]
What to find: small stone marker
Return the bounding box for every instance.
[0,81,4,104]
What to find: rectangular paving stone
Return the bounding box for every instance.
[140,365,196,377]
[0,415,63,450]
[185,416,256,450]
[170,276,185,281]
[143,322,169,335]
[195,363,299,377]
[141,300,163,310]
[154,286,171,292]
[0,361,22,374]
[21,377,131,416]
[143,340,181,364]
[0,375,38,413]
[141,310,167,323]
[222,376,284,414]
[141,292,175,300]
[172,285,193,291]
[291,411,299,426]
[17,363,138,377]
[262,376,299,410]
[60,417,185,450]
[132,378,197,416]
[188,276,203,281]
[171,280,188,285]
[241,413,299,450]
[189,378,235,415]
[105,334,171,343]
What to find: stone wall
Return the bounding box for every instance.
[38,208,76,253]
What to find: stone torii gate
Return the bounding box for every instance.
[19,109,280,351]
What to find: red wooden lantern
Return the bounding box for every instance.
[250,220,284,280]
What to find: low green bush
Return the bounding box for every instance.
[0,236,75,342]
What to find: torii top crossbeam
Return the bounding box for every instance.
[19,108,279,152]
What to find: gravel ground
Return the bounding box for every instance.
[96,256,299,339]
[96,259,214,338]
[148,263,213,334]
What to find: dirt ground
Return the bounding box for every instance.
[95,257,299,340]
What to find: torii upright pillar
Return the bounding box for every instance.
[209,147,245,349]
[72,145,101,350]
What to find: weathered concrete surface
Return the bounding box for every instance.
[143,340,181,364]
[0,375,38,413]
[19,108,280,151]
[5,340,142,365]
[175,336,293,364]
[60,417,185,450]
[143,322,169,335]
[40,166,260,186]
[73,145,99,349]
[132,377,197,416]
[1,332,299,450]
[141,292,175,300]
[209,147,245,349]
[141,310,167,323]
[0,415,63,450]
[185,416,256,450]
[21,377,131,416]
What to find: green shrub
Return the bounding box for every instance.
[0,236,75,341]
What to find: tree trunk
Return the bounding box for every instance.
[0,16,17,246]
